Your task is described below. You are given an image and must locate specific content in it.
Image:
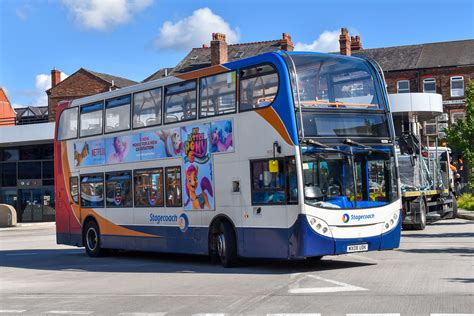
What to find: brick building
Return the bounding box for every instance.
[0,87,16,126]
[338,28,474,124]
[47,68,137,121]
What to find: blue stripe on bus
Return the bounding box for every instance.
[105,213,401,259]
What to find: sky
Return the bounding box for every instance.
[0,0,473,108]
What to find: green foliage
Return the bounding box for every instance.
[457,193,474,211]
[445,80,474,188]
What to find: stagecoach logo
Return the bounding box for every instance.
[148,212,189,233]
[342,213,375,223]
[178,213,189,232]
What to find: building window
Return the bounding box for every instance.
[134,168,164,207]
[80,102,103,137]
[105,171,132,208]
[80,174,104,208]
[18,162,41,179]
[397,80,410,93]
[451,111,466,124]
[133,88,162,129]
[423,78,436,93]
[0,163,17,186]
[164,81,197,124]
[105,95,131,133]
[240,64,279,111]
[200,71,237,117]
[450,76,464,97]
[57,107,78,140]
[165,166,182,207]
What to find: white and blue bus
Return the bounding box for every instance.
[55,52,401,267]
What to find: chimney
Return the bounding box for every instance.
[280,33,294,51]
[211,33,228,65]
[51,68,61,88]
[351,35,362,51]
[339,28,351,56]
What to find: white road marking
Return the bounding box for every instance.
[45,311,93,315]
[5,253,38,256]
[347,314,400,316]
[118,313,167,316]
[192,314,227,316]
[289,275,368,294]
[10,294,223,299]
[431,314,474,316]
[268,314,321,316]
[0,310,26,313]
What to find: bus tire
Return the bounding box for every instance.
[216,221,238,268]
[412,199,427,230]
[448,193,458,219]
[83,220,105,257]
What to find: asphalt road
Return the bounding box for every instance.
[0,219,472,316]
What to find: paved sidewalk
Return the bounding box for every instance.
[457,208,474,220]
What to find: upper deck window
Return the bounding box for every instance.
[105,95,131,133]
[80,102,103,137]
[240,64,279,111]
[164,80,197,124]
[200,72,237,117]
[58,107,78,140]
[133,88,162,128]
[284,55,382,110]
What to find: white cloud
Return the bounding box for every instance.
[62,0,153,31]
[294,30,340,53]
[15,7,28,21]
[154,8,240,51]
[33,72,68,107]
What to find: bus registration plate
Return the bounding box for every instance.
[347,243,368,253]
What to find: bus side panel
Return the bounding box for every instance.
[55,138,70,245]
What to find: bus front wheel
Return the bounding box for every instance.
[83,220,105,257]
[215,221,238,268]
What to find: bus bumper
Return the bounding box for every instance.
[290,214,401,258]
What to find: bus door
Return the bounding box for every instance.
[244,157,297,258]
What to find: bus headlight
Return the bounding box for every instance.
[306,215,333,238]
[382,210,400,233]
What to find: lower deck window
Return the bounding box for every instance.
[80,174,104,208]
[165,166,182,207]
[70,176,79,204]
[105,171,132,207]
[134,168,164,207]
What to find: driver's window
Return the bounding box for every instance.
[164,80,197,124]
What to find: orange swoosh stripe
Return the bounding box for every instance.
[256,107,294,145]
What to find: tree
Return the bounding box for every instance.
[445,80,474,189]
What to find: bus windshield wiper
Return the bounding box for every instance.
[302,139,353,156]
[343,138,390,156]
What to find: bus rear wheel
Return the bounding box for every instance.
[84,220,105,257]
[215,221,238,268]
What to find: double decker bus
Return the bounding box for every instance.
[55,52,401,267]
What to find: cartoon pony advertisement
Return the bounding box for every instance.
[73,139,105,167]
[105,134,141,164]
[181,124,214,210]
[210,120,233,153]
